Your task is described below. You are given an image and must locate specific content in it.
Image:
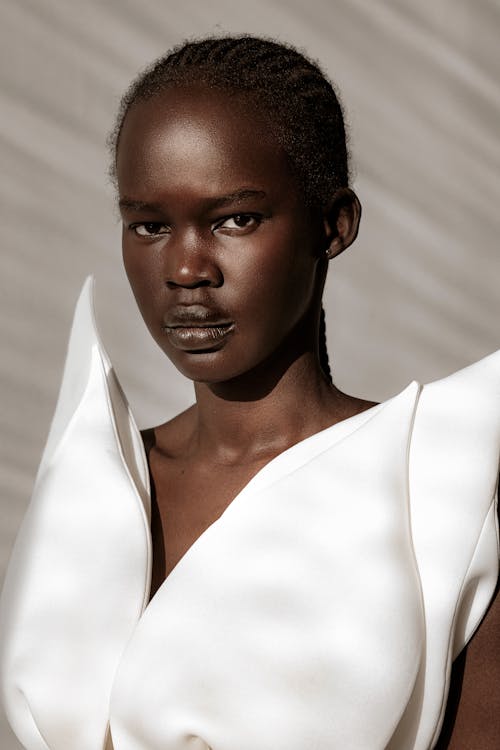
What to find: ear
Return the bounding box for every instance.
[322,188,362,259]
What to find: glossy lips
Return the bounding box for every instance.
[162,306,235,352]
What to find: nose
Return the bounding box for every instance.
[164,229,223,289]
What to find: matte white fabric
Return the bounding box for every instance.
[1,278,499,750]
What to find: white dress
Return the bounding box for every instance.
[0,278,499,750]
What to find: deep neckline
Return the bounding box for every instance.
[143,380,421,608]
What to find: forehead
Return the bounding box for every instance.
[116,85,298,199]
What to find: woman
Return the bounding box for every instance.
[1,36,499,750]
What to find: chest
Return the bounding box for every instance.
[111,418,425,750]
[148,450,272,596]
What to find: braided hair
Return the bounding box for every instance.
[109,35,351,382]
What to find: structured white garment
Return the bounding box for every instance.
[1,278,499,750]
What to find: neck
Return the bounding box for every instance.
[191,348,346,464]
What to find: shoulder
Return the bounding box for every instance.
[409,349,500,508]
[408,348,500,602]
[408,350,500,588]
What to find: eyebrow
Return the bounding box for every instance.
[208,189,267,208]
[118,198,163,212]
[118,189,267,213]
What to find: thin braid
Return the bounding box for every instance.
[108,35,346,385]
[319,307,333,384]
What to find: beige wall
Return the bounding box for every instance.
[1,1,499,747]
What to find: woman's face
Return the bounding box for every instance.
[117,86,328,384]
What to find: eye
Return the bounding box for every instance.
[214,214,262,235]
[131,222,170,237]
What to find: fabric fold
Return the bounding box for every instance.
[109,381,424,750]
[0,278,151,750]
[388,349,500,750]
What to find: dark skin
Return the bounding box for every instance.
[117,85,374,584]
[116,85,499,749]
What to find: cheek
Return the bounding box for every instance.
[224,227,319,340]
[249,226,317,305]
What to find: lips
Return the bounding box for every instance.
[162,305,235,351]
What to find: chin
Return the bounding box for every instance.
[163,349,247,384]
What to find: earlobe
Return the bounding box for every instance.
[323,188,362,260]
